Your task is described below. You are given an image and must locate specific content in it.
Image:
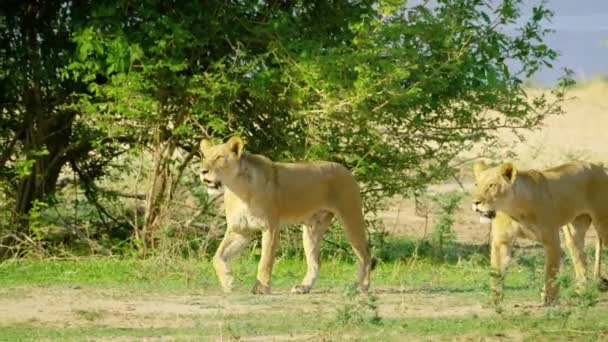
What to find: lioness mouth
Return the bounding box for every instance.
[480,211,496,219]
[205,180,222,190]
[478,210,496,224]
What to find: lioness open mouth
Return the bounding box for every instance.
[207,181,222,190]
[478,210,496,224]
[204,180,223,191]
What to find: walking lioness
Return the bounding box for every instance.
[483,211,604,305]
[472,161,608,305]
[199,137,373,294]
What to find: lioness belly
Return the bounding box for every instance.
[226,203,333,233]
[226,206,268,233]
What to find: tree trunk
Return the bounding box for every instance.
[138,114,194,254]
[140,127,176,254]
[12,109,74,234]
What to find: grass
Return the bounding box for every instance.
[0,253,531,295]
[0,326,204,341]
[1,245,607,341]
[2,317,607,341]
[3,303,608,341]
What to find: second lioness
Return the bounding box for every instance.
[485,211,604,304]
[200,137,373,295]
[472,161,608,305]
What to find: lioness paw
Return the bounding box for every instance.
[357,282,370,293]
[219,277,234,293]
[291,285,311,294]
[252,280,271,295]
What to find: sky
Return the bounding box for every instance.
[525,0,608,84]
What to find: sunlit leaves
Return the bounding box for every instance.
[66,0,568,214]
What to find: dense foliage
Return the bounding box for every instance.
[0,0,571,256]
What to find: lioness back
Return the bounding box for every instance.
[539,161,600,182]
[535,162,608,208]
[271,159,362,217]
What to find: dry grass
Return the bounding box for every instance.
[503,79,608,168]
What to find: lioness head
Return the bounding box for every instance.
[472,161,517,224]
[199,136,245,194]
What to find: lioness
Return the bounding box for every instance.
[472,161,608,305]
[199,137,373,294]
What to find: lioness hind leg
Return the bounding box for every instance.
[292,212,333,294]
[336,210,372,292]
[594,236,601,280]
[213,231,252,293]
[594,236,608,291]
[562,215,592,289]
[591,217,608,291]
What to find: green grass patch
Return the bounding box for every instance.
[0,325,203,341]
[3,306,608,341]
[0,255,535,296]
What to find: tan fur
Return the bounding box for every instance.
[472,161,608,305]
[199,137,373,295]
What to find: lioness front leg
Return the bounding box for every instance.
[252,227,280,295]
[489,215,515,306]
[213,231,251,293]
[490,237,513,306]
[541,234,561,306]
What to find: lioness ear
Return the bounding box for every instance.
[473,161,488,179]
[500,162,517,183]
[200,139,212,154]
[227,136,244,158]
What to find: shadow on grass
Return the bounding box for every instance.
[373,238,491,265]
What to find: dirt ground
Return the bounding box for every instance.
[0,286,489,325]
[0,284,521,341]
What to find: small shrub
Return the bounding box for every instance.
[515,250,545,290]
[335,285,382,326]
[429,191,464,260]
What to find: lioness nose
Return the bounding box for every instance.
[202,169,209,175]
[473,200,481,205]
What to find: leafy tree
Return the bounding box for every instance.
[66,0,377,250]
[1,0,571,254]
[0,1,109,233]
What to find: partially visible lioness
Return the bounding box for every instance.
[199,137,373,295]
[485,211,604,305]
[472,161,608,305]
